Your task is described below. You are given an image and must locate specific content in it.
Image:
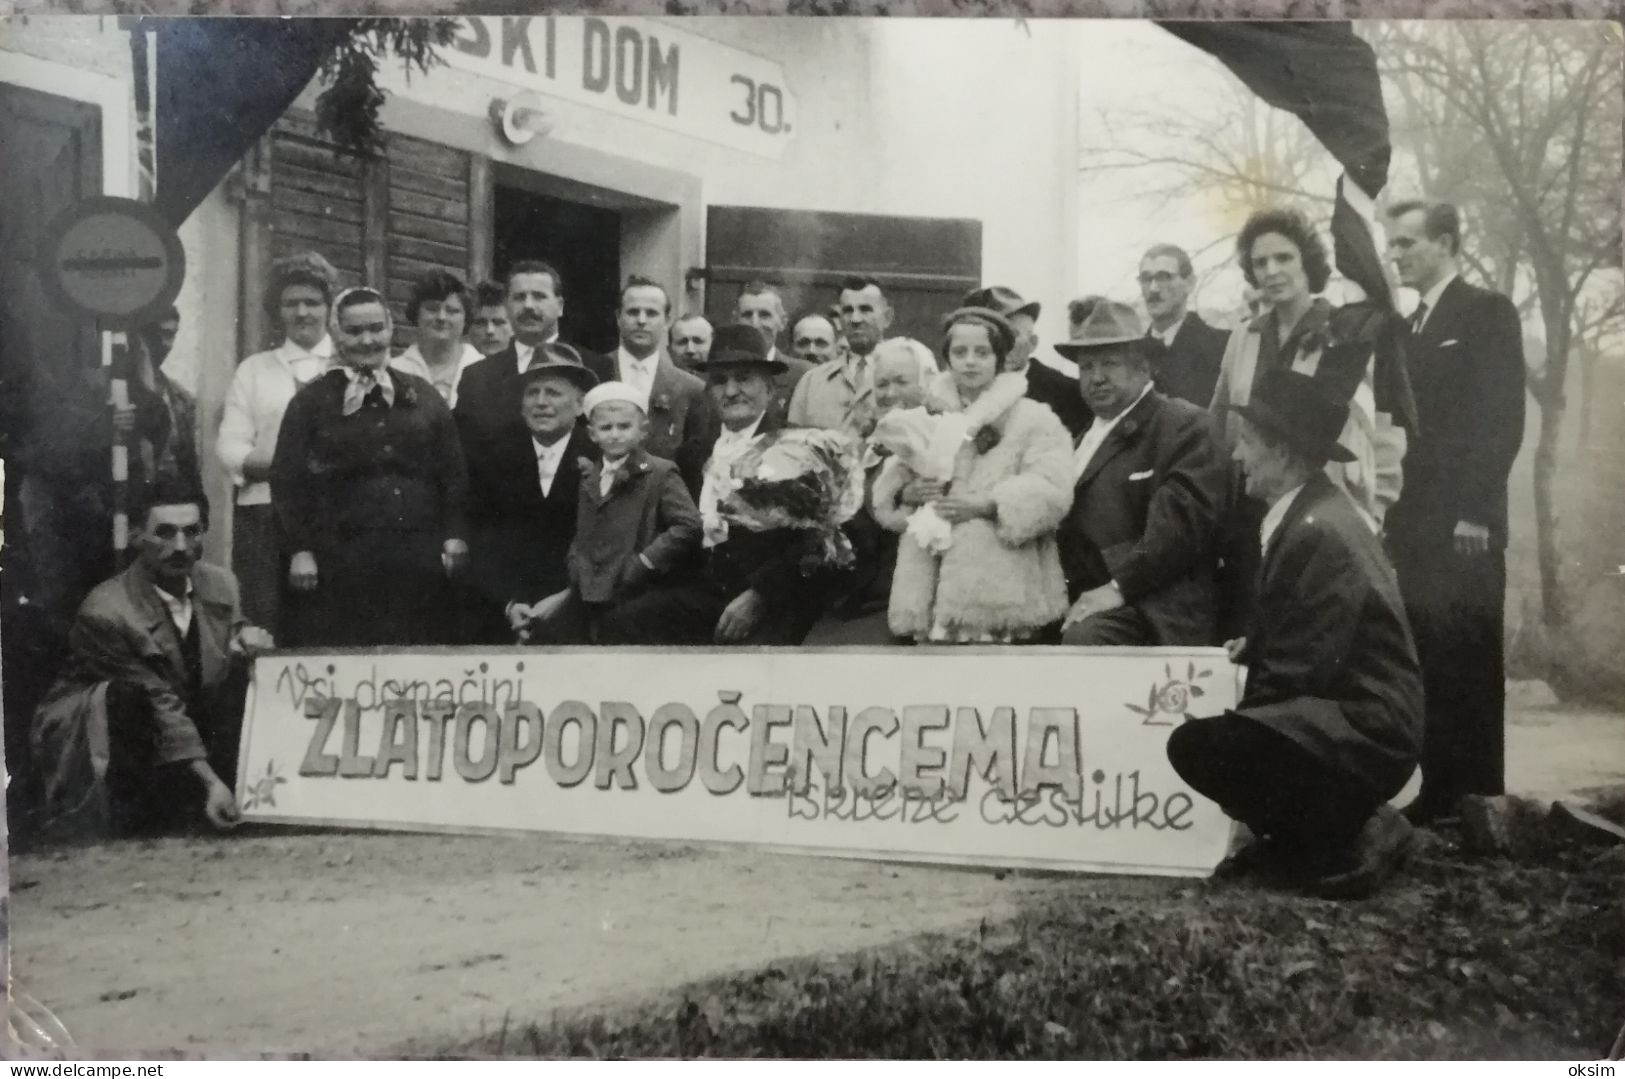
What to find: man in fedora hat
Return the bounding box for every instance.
[601,325,829,646]
[1168,367,1423,899]
[963,285,1091,437]
[1053,300,1229,646]
[465,348,600,643]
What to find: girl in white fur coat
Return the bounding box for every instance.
[872,308,1074,643]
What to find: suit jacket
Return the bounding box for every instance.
[1237,473,1424,799]
[1152,312,1228,407]
[1386,277,1526,552]
[586,349,712,461]
[1024,358,1092,438]
[32,559,245,827]
[455,339,606,451]
[569,449,702,604]
[1057,390,1228,645]
[469,424,597,610]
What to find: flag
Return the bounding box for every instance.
[152,18,349,228]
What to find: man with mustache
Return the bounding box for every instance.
[31,482,274,838]
[788,276,928,437]
[1137,244,1227,406]
[594,276,710,461]
[454,261,606,464]
[273,288,470,647]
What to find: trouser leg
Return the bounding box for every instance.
[1167,712,1377,870]
[104,681,195,836]
[1061,606,1155,646]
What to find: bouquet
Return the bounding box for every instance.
[871,406,970,554]
[717,428,866,574]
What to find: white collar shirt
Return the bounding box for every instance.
[599,455,629,498]
[1072,381,1154,481]
[1152,315,1187,349]
[533,434,572,498]
[699,415,766,548]
[1260,482,1310,554]
[617,347,660,409]
[154,580,195,637]
[1414,272,1458,333]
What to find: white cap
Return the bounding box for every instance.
[583,381,646,416]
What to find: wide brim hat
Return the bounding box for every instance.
[961,285,1041,323]
[1053,299,1149,359]
[1232,368,1357,464]
[518,343,598,394]
[694,323,788,375]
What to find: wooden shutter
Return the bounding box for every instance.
[384,133,474,347]
[702,207,982,348]
[268,112,373,287]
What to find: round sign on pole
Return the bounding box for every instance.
[39,196,186,329]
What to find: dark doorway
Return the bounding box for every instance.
[493,185,622,355]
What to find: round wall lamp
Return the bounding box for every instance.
[489,93,555,146]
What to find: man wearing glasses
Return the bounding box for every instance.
[1138,244,1228,407]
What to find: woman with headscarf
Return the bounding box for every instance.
[1208,206,1407,637]
[872,307,1074,644]
[216,251,338,633]
[271,287,470,647]
[390,269,485,408]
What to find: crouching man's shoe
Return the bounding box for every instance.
[1306,805,1416,900]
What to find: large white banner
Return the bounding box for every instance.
[441,17,797,160]
[237,647,1241,877]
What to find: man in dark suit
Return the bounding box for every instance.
[596,276,712,461]
[466,357,599,643]
[1168,369,1423,898]
[1053,301,1229,647]
[454,260,607,460]
[1384,199,1527,826]
[963,286,1092,438]
[600,326,832,646]
[1138,244,1228,406]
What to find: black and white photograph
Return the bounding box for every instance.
[0,10,1621,1060]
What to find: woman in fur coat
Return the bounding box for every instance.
[872,307,1074,643]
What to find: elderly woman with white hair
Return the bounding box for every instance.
[271,287,470,647]
[873,307,1074,643]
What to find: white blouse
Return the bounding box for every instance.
[216,336,334,506]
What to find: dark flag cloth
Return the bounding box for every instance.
[1161,20,1418,433]
[153,18,349,228]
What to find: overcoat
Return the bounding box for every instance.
[875,372,1074,640]
[1056,389,1229,646]
[1234,473,1424,800]
[568,449,702,604]
[1151,312,1228,407]
[271,367,468,646]
[31,559,244,831]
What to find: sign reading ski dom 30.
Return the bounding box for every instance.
[238,647,1241,877]
[443,16,796,160]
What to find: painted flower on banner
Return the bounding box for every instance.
[242,759,288,811]
[1126,661,1213,726]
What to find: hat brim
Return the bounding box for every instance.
[518,362,598,393]
[1054,334,1150,358]
[697,352,789,376]
[1232,401,1356,464]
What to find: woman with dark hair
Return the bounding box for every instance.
[873,307,1073,643]
[390,269,484,407]
[216,251,338,632]
[1209,207,1403,635]
[272,288,470,647]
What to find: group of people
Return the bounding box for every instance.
[26,198,1527,902]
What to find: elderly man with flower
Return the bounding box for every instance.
[1053,301,1230,647]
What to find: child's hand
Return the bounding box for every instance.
[901,478,947,507]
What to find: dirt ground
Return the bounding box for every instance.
[9,687,1623,1057]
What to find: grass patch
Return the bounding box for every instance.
[449,832,1623,1059]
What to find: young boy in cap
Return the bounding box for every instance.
[525,381,703,643]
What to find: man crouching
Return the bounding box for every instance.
[1167,369,1422,899]
[32,482,273,838]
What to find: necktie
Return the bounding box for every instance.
[537,446,557,497]
[1411,301,1429,335]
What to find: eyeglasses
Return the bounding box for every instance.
[1137,272,1180,287]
